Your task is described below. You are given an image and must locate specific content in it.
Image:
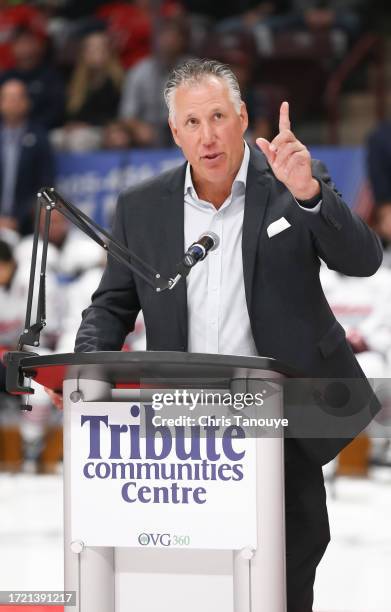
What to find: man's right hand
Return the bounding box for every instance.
[45,387,63,410]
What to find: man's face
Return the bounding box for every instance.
[39,209,69,247]
[169,77,248,188]
[0,260,15,286]
[83,32,110,69]
[157,26,186,62]
[0,80,30,124]
[12,32,43,70]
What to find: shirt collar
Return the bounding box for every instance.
[184,141,250,198]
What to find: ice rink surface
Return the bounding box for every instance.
[0,467,390,612]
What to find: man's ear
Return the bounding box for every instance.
[239,101,249,134]
[168,117,181,147]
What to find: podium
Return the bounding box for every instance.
[18,351,295,612]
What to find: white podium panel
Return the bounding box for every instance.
[62,368,286,612]
[115,549,234,612]
[70,401,257,550]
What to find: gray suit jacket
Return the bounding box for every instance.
[75,145,383,465]
[76,145,381,364]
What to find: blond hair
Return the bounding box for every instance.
[67,34,123,115]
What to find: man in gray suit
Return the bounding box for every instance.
[62,60,381,610]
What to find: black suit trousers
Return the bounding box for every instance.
[285,439,330,611]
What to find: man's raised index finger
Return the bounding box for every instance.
[279,101,291,132]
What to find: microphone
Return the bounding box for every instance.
[183,232,220,267]
[168,231,220,289]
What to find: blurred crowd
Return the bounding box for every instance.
[0,0,391,471]
[0,0,388,235]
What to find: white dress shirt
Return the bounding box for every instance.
[184,142,321,356]
[184,143,258,356]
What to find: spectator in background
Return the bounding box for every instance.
[68,30,123,125]
[217,48,284,141]
[102,120,133,150]
[263,0,366,56]
[0,238,59,367]
[52,30,123,151]
[56,258,146,354]
[40,0,108,20]
[181,1,287,54]
[191,1,366,57]
[15,208,103,281]
[0,240,20,361]
[0,79,54,235]
[0,27,65,130]
[96,0,182,69]
[0,0,46,70]
[320,262,391,378]
[282,0,363,39]
[33,0,109,72]
[0,236,60,473]
[367,120,391,257]
[119,17,190,147]
[181,1,281,24]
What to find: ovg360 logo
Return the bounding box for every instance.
[138,532,171,546]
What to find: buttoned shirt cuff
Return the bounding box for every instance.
[295,198,322,214]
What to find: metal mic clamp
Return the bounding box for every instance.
[168,231,220,289]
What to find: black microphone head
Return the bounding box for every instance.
[198,231,220,252]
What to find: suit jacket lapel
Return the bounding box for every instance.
[242,147,272,311]
[160,162,188,347]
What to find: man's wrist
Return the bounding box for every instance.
[292,179,321,205]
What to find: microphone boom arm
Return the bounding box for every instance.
[5,189,219,398]
[4,186,179,398]
[39,188,171,292]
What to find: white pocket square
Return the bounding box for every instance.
[267,217,291,238]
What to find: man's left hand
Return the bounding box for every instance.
[256,101,320,201]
